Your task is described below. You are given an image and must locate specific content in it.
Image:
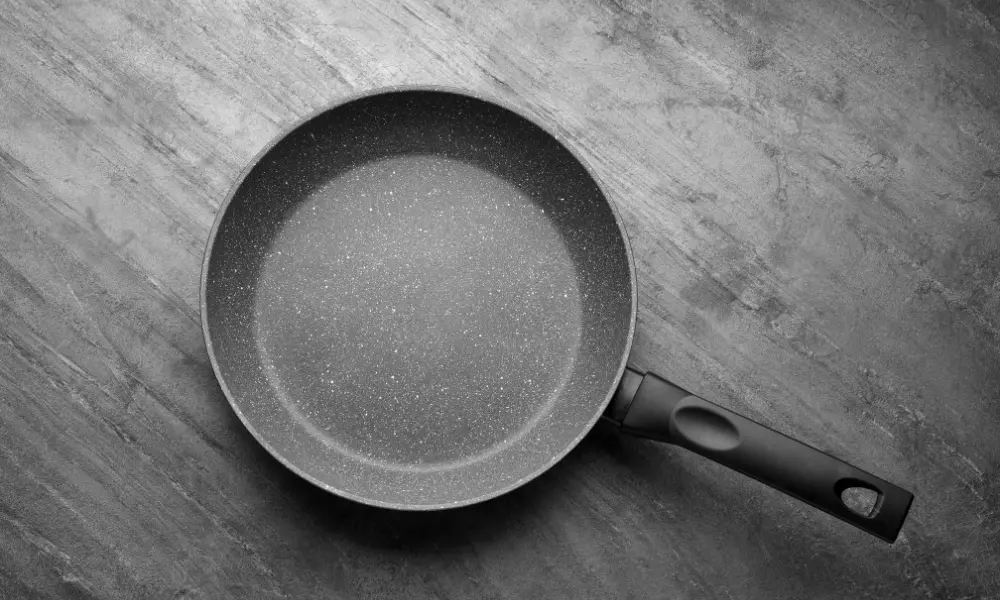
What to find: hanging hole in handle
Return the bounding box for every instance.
[836,479,882,517]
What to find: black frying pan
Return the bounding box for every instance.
[201,87,913,542]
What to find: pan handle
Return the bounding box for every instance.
[607,369,914,542]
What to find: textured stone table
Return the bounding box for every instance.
[1,0,997,598]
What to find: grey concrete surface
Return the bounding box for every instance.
[0,0,997,597]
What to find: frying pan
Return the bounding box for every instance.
[201,86,914,542]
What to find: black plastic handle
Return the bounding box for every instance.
[608,369,914,542]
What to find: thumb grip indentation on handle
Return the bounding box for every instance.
[671,404,740,451]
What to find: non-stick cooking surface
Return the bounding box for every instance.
[202,90,635,508]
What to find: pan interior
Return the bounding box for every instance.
[204,90,634,507]
[256,153,582,469]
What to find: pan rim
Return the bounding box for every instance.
[200,84,638,510]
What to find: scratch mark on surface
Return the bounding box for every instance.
[143,274,200,328]
[64,282,137,405]
[900,407,985,500]
[0,509,74,565]
[869,417,896,439]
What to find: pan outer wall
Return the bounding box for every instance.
[202,89,637,508]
